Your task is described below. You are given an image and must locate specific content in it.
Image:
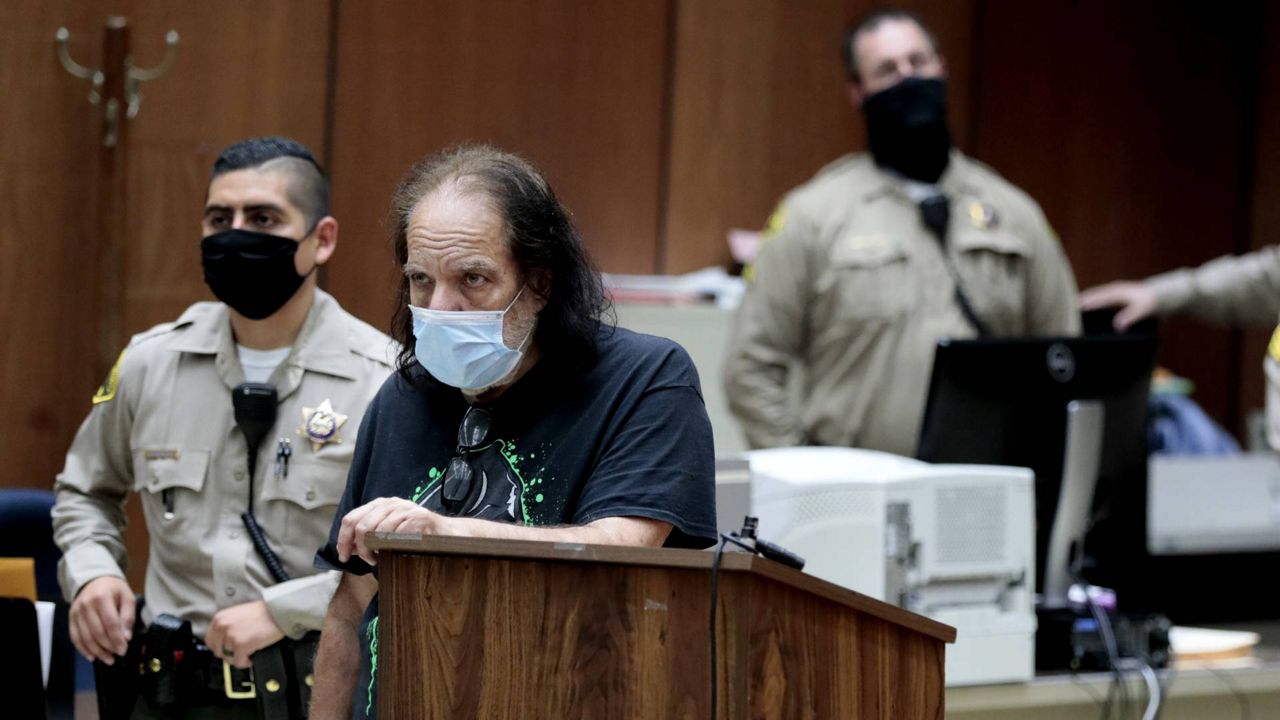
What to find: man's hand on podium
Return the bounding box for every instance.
[336,497,454,565]
[336,496,675,566]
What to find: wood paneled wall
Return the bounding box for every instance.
[0,0,104,512]
[1239,2,1280,439]
[662,0,975,273]
[118,1,333,334]
[967,0,1268,437]
[321,0,978,323]
[324,0,674,330]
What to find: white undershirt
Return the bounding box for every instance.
[900,176,942,203]
[236,345,292,384]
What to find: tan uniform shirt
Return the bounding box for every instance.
[725,152,1080,456]
[1146,246,1280,326]
[52,289,395,638]
[1146,246,1280,449]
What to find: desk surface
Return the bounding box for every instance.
[73,656,1280,720]
[947,647,1280,720]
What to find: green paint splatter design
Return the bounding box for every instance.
[494,439,562,525]
[404,440,558,522]
[409,466,444,503]
[365,615,380,717]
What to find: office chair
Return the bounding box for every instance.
[0,488,82,720]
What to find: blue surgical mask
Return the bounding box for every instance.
[409,288,532,390]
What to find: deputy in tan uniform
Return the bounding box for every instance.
[1082,246,1280,449]
[725,8,1079,456]
[52,137,394,719]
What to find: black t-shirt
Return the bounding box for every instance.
[315,325,717,718]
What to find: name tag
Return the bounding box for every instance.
[831,234,905,267]
[143,449,181,461]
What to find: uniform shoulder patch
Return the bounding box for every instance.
[764,204,788,238]
[1269,325,1280,363]
[744,204,790,284]
[92,349,126,405]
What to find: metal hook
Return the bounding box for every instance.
[56,24,179,144]
[88,71,105,105]
[125,30,179,120]
[56,28,106,107]
[103,98,120,148]
[126,30,179,82]
[54,27,96,80]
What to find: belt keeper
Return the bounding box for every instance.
[251,643,292,720]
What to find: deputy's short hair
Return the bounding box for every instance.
[211,136,330,230]
[840,8,939,84]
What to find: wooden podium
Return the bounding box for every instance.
[368,534,955,719]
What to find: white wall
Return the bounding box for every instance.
[613,302,747,457]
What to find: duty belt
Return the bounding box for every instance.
[96,613,318,720]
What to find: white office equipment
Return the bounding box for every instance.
[1148,452,1280,555]
[748,446,1036,686]
[714,456,751,535]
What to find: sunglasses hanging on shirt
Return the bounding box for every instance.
[439,405,493,512]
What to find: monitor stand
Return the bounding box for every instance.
[1034,400,1170,672]
[1042,399,1104,607]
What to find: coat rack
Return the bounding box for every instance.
[55,17,178,148]
[53,16,178,374]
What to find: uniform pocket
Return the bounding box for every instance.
[131,448,210,548]
[950,229,1031,329]
[827,233,913,319]
[259,455,350,548]
[261,456,347,510]
[133,448,210,494]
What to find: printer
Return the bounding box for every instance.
[747,446,1036,686]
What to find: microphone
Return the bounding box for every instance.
[732,516,806,571]
[754,537,807,571]
[232,383,277,453]
[232,382,290,583]
[917,194,991,337]
[919,194,950,243]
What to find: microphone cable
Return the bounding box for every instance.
[242,440,290,584]
[919,194,992,337]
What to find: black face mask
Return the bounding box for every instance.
[862,76,952,183]
[201,229,309,320]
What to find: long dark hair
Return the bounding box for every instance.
[388,144,612,383]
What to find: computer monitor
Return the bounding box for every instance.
[916,334,1158,603]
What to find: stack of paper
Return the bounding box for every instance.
[1169,626,1261,662]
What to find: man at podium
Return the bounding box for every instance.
[311,145,718,719]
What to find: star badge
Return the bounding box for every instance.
[298,399,348,451]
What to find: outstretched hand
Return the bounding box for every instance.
[1079,281,1157,331]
